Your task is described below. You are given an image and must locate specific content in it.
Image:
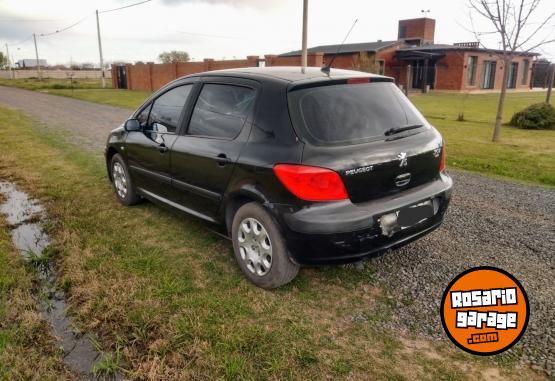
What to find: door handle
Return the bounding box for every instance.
[159,144,169,154]
[216,153,231,166]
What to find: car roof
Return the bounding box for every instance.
[187,66,392,85]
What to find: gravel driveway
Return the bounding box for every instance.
[368,172,554,376]
[1,85,553,377]
[0,86,131,151]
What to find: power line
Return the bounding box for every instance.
[99,0,153,14]
[39,13,93,37]
[7,35,33,47]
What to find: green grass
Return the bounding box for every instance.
[409,91,555,186]
[0,107,541,380]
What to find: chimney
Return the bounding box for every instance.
[398,18,435,45]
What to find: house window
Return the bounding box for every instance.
[467,56,478,86]
[481,61,496,89]
[399,25,407,39]
[507,62,518,89]
[377,60,385,75]
[521,59,530,85]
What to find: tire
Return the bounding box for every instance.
[231,202,299,289]
[110,153,140,206]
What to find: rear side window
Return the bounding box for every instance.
[288,82,426,145]
[188,84,255,139]
[147,84,193,133]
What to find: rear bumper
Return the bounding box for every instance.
[275,173,453,265]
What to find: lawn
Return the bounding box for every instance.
[410,91,555,186]
[1,77,553,186]
[0,106,538,380]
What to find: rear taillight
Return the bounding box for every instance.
[439,146,446,172]
[273,164,348,201]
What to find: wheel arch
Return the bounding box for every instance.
[223,186,269,236]
[106,146,120,181]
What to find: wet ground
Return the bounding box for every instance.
[0,181,121,380]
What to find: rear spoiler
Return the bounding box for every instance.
[288,76,394,92]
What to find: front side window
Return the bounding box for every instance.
[136,103,151,127]
[147,84,193,133]
[188,84,256,139]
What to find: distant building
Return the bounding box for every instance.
[280,18,538,92]
[17,59,48,69]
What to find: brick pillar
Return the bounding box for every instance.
[308,52,324,67]
[148,63,154,91]
[125,64,132,90]
[247,55,259,67]
[204,58,214,71]
[264,55,277,67]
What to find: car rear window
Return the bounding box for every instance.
[288,81,427,145]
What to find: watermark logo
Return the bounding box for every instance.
[440,267,529,356]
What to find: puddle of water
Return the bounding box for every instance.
[0,180,122,380]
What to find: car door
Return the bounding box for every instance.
[170,77,259,220]
[125,83,195,201]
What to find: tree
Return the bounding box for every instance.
[158,50,190,64]
[468,0,555,142]
[0,52,8,70]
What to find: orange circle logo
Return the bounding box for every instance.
[441,267,529,356]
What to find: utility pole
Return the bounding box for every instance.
[96,10,106,88]
[5,43,14,79]
[32,33,42,80]
[546,63,554,104]
[301,0,308,73]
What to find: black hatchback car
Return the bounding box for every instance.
[105,67,452,288]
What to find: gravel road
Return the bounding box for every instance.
[1,85,553,377]
[0,86,131,151]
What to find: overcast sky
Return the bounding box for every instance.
[1,0,554,66]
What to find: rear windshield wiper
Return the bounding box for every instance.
[384,124,424,136]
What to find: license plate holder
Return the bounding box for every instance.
[397,201,434,228]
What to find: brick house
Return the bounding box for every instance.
[280,18,538,92]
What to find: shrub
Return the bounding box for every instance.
[50,83,68,89]
[510,102,555,130]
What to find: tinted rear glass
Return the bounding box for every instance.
[288,82,427,145]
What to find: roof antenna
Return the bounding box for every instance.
[321,18,358,74]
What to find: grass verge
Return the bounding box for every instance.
[0,106,541,380]
[410,91,555,186]
[0,216,71,379]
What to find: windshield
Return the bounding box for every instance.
[288,82,427,145]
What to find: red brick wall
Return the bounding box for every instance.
[322,53,359,70]
[435,51,465,90]
[151,63,177,91]
[264,53,324,67]
[398,18,435,44]
[124,56,261,91]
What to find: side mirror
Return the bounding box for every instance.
[124,118,141,132]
